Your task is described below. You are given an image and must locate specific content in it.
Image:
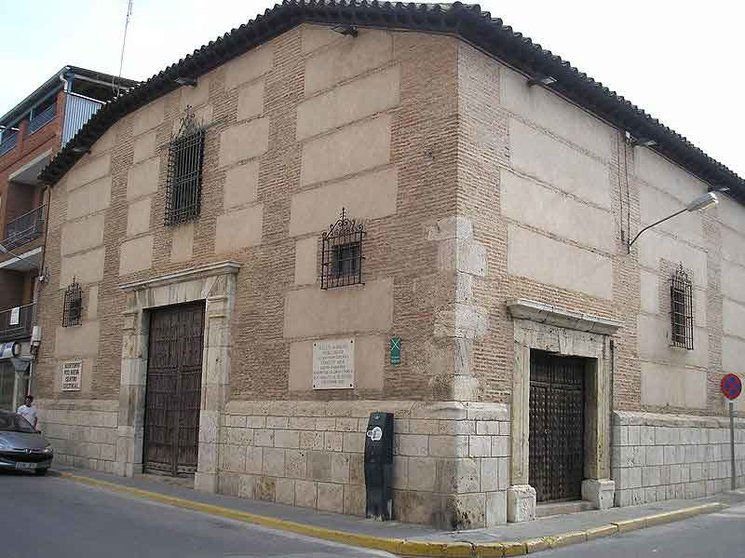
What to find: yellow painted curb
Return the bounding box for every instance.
[57,472,725,557]
[523,538,549,553]
[611,502,721,534]
[57,473,403,554]
[545,531,587,549]
[638,503,723,528]
[501,541,527,556]
[397,540,473,557]
[472,542,508,557]
[613,517,644,533]
[585,524,618,540]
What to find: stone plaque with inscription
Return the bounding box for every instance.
[313,338,354,389]
[62,362,82,392]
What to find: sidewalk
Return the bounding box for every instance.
[51,466,744,557]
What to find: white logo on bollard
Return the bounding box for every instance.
[366,426,383,441]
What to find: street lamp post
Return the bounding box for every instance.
[627,191,719,252]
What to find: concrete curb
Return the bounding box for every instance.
[56,472,723,557]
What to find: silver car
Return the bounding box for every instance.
[0,410,53,475]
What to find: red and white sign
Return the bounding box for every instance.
[720,373,742,400]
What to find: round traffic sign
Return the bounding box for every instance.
[721,373,742,400]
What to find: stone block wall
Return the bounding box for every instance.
[612,411,745,506]
[37,398,118,473]
[217,400,510,529]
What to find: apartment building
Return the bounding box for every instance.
[0,67,136,410]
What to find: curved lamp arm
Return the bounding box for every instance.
[627,192,718,253]
[627,208,687,251]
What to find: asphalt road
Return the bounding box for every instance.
[540,501,745,558]
[0,471,394,558]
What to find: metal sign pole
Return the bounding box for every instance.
[730,401,736,491]
[721,373,741,491]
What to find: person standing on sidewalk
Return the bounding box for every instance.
[17,395,38,430]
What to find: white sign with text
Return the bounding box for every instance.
[62,362,82,392]
[9,307,19,326]
[312,338,354,389]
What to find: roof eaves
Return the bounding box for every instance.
[39,1,744,205]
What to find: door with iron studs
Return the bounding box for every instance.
[143,302,205,476]
[529,350,586,503]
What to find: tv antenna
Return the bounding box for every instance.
[115,0,134,97]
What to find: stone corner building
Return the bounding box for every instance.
[34,2,744,528]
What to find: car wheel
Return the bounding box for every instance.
[34,468,48,476]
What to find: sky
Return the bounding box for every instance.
[0,0,742,177]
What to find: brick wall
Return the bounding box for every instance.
[457,40,743,419]
[28,22,745,525]
[0,92,61,235]
[35,25,462,403]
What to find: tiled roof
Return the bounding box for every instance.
[39,1,745,204]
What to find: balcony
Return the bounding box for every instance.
[0,303,34,341]
[0,129,18,157]
[27,103,56,135]
[2,205,45,251]
[62,92,103,145]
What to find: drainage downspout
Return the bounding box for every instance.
[609,339,616,483]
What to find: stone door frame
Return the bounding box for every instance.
[506,299,621,522]
[114,261,239,492]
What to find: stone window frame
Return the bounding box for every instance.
[114,260,239,492]
[506,299,621,522]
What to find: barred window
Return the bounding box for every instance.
[165,106,205,226]
[62,279,82,327]
[321,208,365,289]
[670,265,694,349]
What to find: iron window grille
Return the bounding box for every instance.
[670,265,694,349]
[164,106,205,226]
[321,208,365,289]
[62,278,83,327]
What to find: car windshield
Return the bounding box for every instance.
[0,412,37,433]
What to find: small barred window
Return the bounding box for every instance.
[62,278,82,327]
[321,208,365,289]
[165,106,205,226]
[670,265,694,349]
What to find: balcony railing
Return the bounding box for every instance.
[62,92,103,145]
[2,205,45,251]
[28,103,57,135]
[0,129,18,157]
[0,303,34,341]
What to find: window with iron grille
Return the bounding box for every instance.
[62,279,82,327]
[321,208,365,289]
[164,106,205,226]
[670,265,694,349]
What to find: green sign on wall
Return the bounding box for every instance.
[390,337,401,365]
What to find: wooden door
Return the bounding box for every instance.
[529,351,586,503]
[143,302,204,476]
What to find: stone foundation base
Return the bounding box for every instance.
[218,399,511,529]
[582,478,615,510]
[507,484,536,522]
[37,396,517,529]
[36,398,118,473]
[613,411,745,506]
